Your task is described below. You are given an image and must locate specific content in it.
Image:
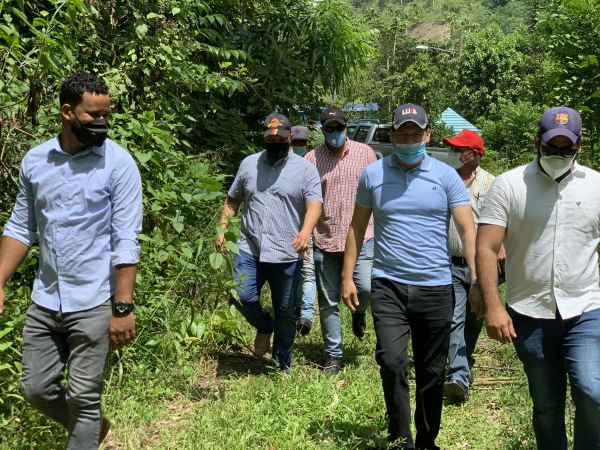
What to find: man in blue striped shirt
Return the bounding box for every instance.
[0,73,142,449]
[216,113,322,371]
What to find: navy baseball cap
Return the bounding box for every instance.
[321,107,347,126]
[392,103,429,129]
[291,125,310,140]
[263,112,291,138]
[539,106,582,144]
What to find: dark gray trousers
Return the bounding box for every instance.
[21,300,112,450]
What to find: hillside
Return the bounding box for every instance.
[350,0,533,34]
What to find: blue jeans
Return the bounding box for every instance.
[233,250,302,370]
[508,306,600,450]
[446,262,505,387]
[313,239,374,358]
[296,238,316,321]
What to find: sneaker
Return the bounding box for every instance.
[323,356,343,375]
[445,379,469,404]
[254,331,272,357]
[296,317,312,336]
[352,313,367,338]
[99,417,111,446]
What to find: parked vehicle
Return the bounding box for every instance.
[347,120,449,164]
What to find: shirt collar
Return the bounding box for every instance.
[261,149,292,166]
[325,140,350,158]
[51,134,106,157]
[388,152,432,172]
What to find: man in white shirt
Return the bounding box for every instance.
[477,106,600,450]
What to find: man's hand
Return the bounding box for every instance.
[0,287,5,319]
[109,312,136,350]
[292,230,311,255]
[215,230,229,255]
[485,306,516,344]
[341,277,359,313]
[468,284,485,320]
[497,245,506,274]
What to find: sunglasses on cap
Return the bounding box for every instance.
[540,141,580,159]
[323,124,346,133]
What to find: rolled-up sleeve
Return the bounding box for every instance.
[110,154,143,266]
[303,165,323,204]
[3,157,38,246]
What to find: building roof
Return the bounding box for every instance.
[437,107,480,134]
[343,103,378,112]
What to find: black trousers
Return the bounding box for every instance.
[371,277,454,450]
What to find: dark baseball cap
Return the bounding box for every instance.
[291,125,310,140]
[320,107,347,126]
[539,106,582,144]
[392,103,429,129]
[263,112,292,138]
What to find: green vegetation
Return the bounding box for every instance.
[0,0,595,448]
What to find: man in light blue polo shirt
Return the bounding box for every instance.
[341,104,479,450]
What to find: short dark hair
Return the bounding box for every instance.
[59,72,109,107]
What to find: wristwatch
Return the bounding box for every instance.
[470,278,479,287]
[113,301,135,314]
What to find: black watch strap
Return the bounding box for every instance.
[113,301,135,314]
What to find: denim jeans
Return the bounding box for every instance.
[233,250,302,370]
[21,300,112,450]
[371,277,454,450]
[508,306,600,450]
[296,237,316,321]
[313,238,374,358]
[446,262,506,387]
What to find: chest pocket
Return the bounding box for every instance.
[573,203,599,234]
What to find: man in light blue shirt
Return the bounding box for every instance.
[216,113,322,371]
[341,104,478,450]
[0,73,142,449]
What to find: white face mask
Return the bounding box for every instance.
[447,151,465,169]
[539,155,575,179]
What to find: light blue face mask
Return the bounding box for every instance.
[394,142,427,164]
[292,146,307,156]
[326,131,346,148]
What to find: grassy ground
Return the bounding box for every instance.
[3,296,578,449]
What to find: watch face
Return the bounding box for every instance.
[116,303,128,313]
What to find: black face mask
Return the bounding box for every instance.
[265,142,290,161]
[70,113,109,148]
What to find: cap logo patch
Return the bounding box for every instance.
[329,112,337,115]
[294,128,300,135]
[402,108,417,115]
[268,118,282,128]
[555,114,569,125]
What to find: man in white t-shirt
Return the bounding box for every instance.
[477,106,600,450]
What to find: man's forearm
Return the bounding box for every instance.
[219,197,242,230]
[114,264,137,303]
[0,236,30,286]
[342,223,366,280]
[460,227,477,280]
[476,246,502,310]
[301,201,322,234]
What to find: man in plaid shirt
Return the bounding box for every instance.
[305,107,377,375]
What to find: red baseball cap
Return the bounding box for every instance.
[442,129,485,155]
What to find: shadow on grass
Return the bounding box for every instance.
[306,418,392,449]
[215,352,271,378]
